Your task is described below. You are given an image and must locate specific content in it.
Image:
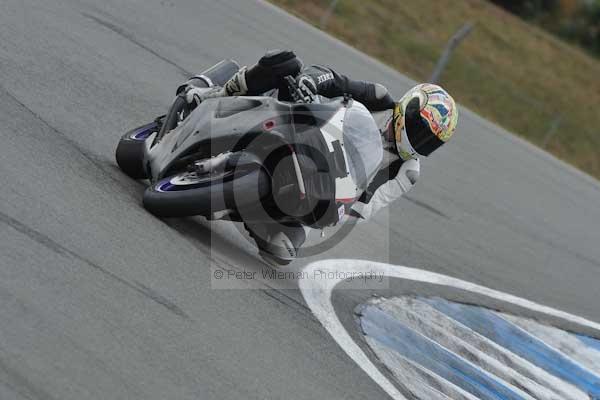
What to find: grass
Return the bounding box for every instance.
[270,0,600,179]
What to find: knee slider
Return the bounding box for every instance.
[245,50,303,94]
[258,49,303,75]
[374,83,390,100]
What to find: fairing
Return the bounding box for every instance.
[144,96,293,181]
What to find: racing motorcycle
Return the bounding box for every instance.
[115,59,381,230]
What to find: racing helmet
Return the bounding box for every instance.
[388,84,458,160]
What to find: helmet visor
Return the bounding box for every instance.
[405,97,444,157]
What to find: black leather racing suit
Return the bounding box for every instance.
[278,64,395,111]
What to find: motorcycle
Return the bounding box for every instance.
[115,59,382,232]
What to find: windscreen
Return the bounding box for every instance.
[342,101,384,190]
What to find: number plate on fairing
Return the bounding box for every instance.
[319,108,359,203]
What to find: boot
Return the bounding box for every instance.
[245,222,307,267]
[184,67,249,106]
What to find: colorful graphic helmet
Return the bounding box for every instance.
[388,84,458,159]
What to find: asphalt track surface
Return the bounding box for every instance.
[1,0,600,399]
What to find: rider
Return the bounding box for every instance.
[183,50,458,266]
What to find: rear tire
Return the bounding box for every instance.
[116,119,162,179]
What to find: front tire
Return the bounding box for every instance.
[143,166,270,218]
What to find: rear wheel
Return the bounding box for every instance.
[116,118,163,179]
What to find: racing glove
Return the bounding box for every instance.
[350,158,420,221]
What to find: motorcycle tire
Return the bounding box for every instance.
[143,166,270,218]
[116,119,162,179]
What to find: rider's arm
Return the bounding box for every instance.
[304,65,395,111]
[349,158,420,221]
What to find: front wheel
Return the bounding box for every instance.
[143,166,270,218]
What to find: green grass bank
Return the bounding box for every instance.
[271,0,600,179]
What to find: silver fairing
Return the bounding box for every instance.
[143,96,292,181]
[319,100,384,201]
[143,95,383,210]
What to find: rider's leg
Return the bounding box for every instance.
[176,59,241,94]
[182,50,303,106]
[214,50,302,98]
[245,49,303,95]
